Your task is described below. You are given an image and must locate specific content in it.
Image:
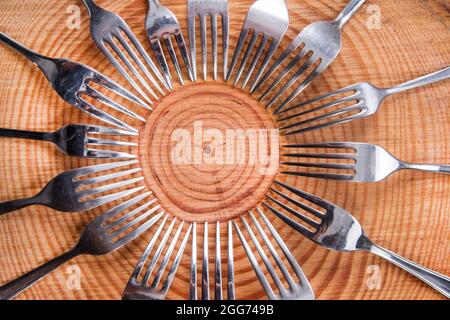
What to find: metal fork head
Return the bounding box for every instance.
[234,209,315,300]
[80,192,164,256]
[280,142,400,182]
[146,0,194,85]
[264,180,369,252]
[123,216,192,300]
[188,0,229,80]
[57,124,137,159]
[277,82,384,134]
[83,0,169,102]
[42,160,144,212]
[226,0,289,89]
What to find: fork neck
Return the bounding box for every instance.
[0,32,52,68]
[82,0,101,16]
[334,0,366,29]
[148,0,162,11]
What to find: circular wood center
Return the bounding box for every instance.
[138,82,279,223]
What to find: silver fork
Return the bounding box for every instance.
[188,0,229,81]
[0,192,163,300]
[82,0,170,103]
[234,209,315,300]
[145,0,194,86]
[0,124,137,159]
[264,181,450,298]
[0,33,147,133]
[226,0,289,89]
[281,142,450,182]
[0,160,143,215]
[278,67,450,134]
[190,222,235,300]
[256,0,366,113]
[122,216,192,300]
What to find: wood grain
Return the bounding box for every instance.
[0,0,449,300]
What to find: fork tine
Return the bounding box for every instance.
[73,159,139,177]
[85,149,137,159]
[77,98,138,133]
[202,222,210,300]
[226,28,249,81]
[190,222,197,300]
[200,14,207,81]
[246,39,276,90]
[150,222,185,288]
[256,207,314,299]
[262,201,315,239]
[241,35,269,89]
[282,152,355,161]
[259,50,308,101]
[175,32,195,82]
[97,191,152,221]
[232,221,277,300]
[279,84,360,115]
[280,102,365,131]
[157,224,192,296]
[233,32,258,86]
[130,214,170,280]
[211,14,218,81]
[79,177,144,198]
[94,44,154,107]
[269,188,324,220]
[188,12,197,81]
[241,214,289,298]
[250,208,297,297]
[86,125,138,136]
[80,186,145,211]
[266,194,321,235]
[78,167,141,187]
[215,222,222,300]
[222,13,229,80]
[278,92,360,123]
[164,36,184,85]
[227,221,235,300]
[273,65,323,114]
[84,85,148,120]
[150,39,173,89]
[281,171,354,180]
[142,218,177,284]
[86,137,137,147]
[281,161,355,171]
[121,26,169,92]
[107,198,159,230]
[112,33,161,100]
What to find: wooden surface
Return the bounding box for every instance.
[0,0,449,300]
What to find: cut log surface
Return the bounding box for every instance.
[0,0,449,300]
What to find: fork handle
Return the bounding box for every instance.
[0,32,50,66]
[0,128,54,142]
[400,162,450,174]
[0,195,45,215]
[0,248,80,300]
[369,244,450,298]
[385,67,450,96]
[335,0,366,28]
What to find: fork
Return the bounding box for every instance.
[0,124,137,159]
[265,181,450,298]
[281,142,450,182]
[82,0,170,102]
[0,33,147,133]
[234,209,315,300]
[145,0,194,86]
[278,67,450,134]
[0,192,163,300]
[256,0,366,113]
[188,0,229,81]
[225,0,289,89]
[122,216,192,300]
[0,160,143,215]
